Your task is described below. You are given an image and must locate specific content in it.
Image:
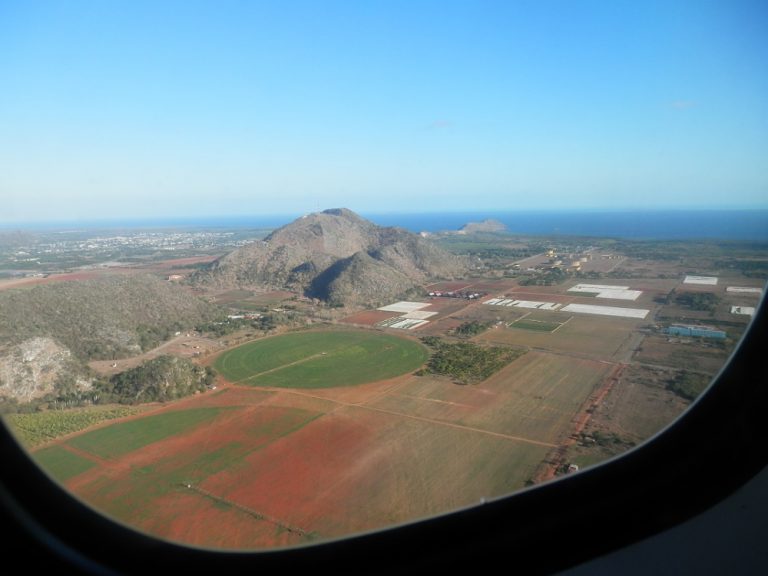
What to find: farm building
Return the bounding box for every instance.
[666,325,726,339]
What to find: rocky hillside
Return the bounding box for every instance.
[193,208,466,305]
[0,337,91,403]
[103,355,213,404]
[0,274,217,361]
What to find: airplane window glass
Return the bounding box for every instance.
[1,0,766,551]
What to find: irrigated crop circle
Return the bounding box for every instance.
[214,330,429,388]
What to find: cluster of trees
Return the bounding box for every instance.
[95,356,214,404]
[418,336,524,384]
[675,291,721,312]
[667,370,710,401]
[454,321,490,337]
[519,267,569,286]
[716,258,768,279]
[195,311,286,337]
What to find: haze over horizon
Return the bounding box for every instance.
[1,0,767,224]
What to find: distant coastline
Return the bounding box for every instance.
[2,209,767,242]
[367,209,768,241]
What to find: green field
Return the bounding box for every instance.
[33,445,96,482]
[215,330,429,388]
[510,318,562,332]
[67,407,223,458]
[5,405,144,448]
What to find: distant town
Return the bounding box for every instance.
[0,227,266,274]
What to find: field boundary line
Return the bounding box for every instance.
[238,351,330,384]
[184,484,310,536]
[551,315,573,333]
[391,393,477,410]
[273,388,559,448]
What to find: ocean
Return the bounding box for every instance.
[4,209,768,242]
[364,210,768,242]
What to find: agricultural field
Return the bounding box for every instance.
[214,329,429,388]
[340,309,400,326]
[6,405,145,448]
[67,407,226,458]
[8,227,765,553]
[634,334,734,374]
[564,364,696,469]
[31,372,565,549]
[28,339,613,550]
[510,316,567,332]
[33,445,97,482]
[478,313,642,360]
[368,351,610,443]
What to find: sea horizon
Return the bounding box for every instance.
[1,208,767,242]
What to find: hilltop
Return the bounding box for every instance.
[192,208,466,305]
[0,274,217,362]
[0,274,219,406]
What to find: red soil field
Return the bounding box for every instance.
[425,281,474,292]
[463,279,519,292]
[144,255,219,268]
[504,291,574,304]
[340,310,400,326]
[420,298,473,313]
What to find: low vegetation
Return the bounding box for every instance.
[518,267,569,286]
[96,356,214,404]
[666,370,711,401]
[454,321,490,337]
[5,405,143,448]
[0,275,217,361]
[675,291,721,312]
[418,336,524,384]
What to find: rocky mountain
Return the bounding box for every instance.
[193,208,466,305]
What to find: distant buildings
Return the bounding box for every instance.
[666,324,726,339]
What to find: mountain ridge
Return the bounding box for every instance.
[193,208,466,305]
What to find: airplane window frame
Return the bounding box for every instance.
[0,287,766,575]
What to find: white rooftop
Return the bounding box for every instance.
[378,301,432,313]
[684,275,718,285]
[561,303,649,319]
[568,284,641,301]
[569,283,631,292]
[727,286,762,295]
[731,306,755,316]
[401,310,438,320]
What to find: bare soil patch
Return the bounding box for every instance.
[635,334,732,374]
[425,281,474,292]
[340,310,400,326]
[564,363,693,470]
[89,335,223,377]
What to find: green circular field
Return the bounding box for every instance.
[214,330,429,389]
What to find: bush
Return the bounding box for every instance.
[419,337,524,384]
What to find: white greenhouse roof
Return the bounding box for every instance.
[560,303,649,319]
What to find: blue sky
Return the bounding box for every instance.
[1,0,766,223]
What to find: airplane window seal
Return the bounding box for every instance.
[1,289,766,575]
